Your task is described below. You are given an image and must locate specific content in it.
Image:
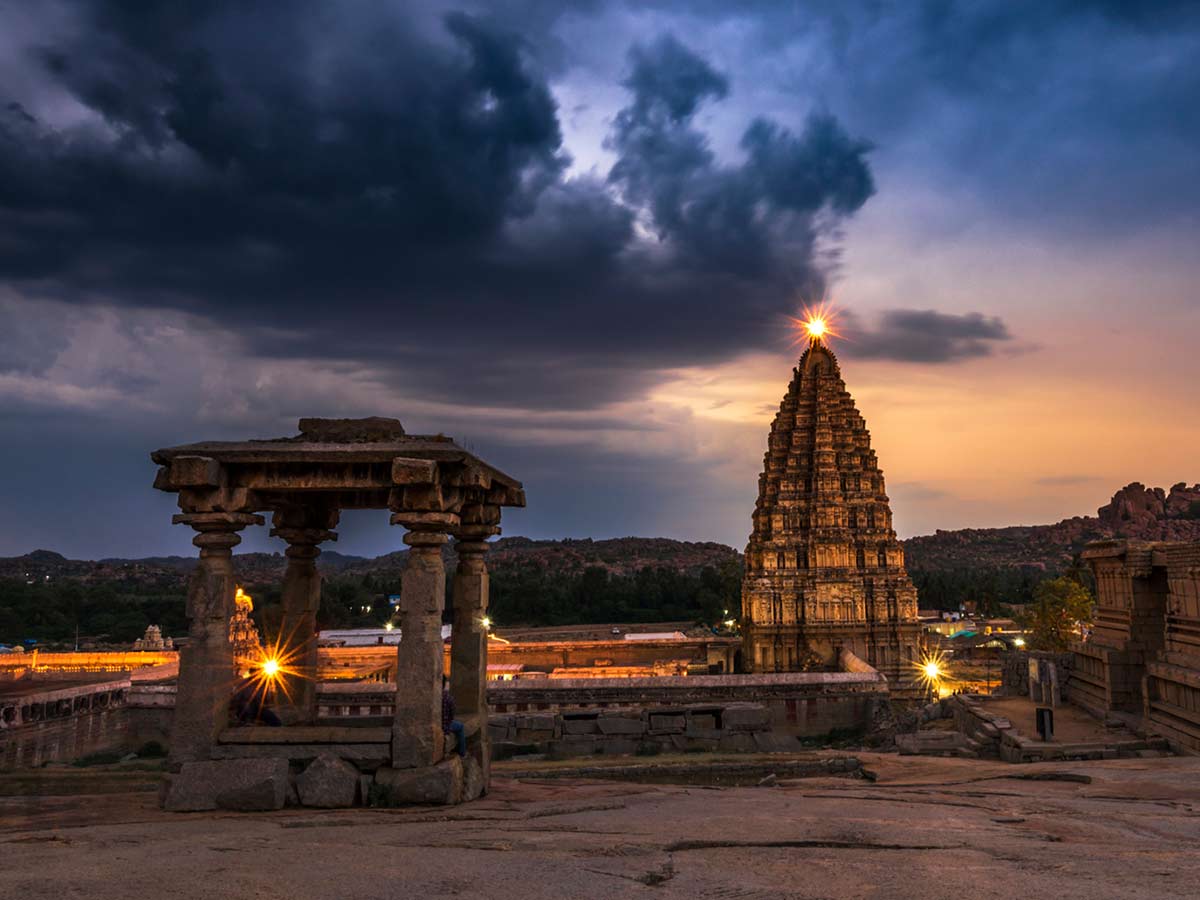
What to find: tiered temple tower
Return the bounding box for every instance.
[741,333,921,689]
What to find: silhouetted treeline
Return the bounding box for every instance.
[909,560,1094,615]
[0,560,745,645]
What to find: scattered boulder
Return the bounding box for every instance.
[374,757,464,806]
[164,758,288,812]
[297,754,360,808]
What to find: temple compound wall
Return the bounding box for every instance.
[0,678,131,769]
[3,668,887,768]
[741,337,922,691]
[1075,539,1200,752]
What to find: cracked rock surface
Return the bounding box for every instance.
[3,753,1200,899]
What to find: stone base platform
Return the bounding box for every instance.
[214,725,393,770]
[1145,660,1200,753]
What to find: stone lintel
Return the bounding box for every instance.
[393,512,457,535]
[392,457,438,485]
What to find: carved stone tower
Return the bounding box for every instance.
[741,334,921,689]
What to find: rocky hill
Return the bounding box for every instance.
[0,536,741,586]
[903,482,1200,573]
[3,482,1197,585]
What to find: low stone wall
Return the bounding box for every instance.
[1000,651,1073,698]
[1,678,132,769]
[10,670,888,767]
[485,671,888,759]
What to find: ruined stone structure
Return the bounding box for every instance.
[741,334,921,690]
[150,417,523,808]
[132,625,174,652]
[1077,539,1200,752]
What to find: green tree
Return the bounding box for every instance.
[1016,576,1095,651]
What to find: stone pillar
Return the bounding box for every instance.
[450,535,490,719]
[390,524,448,768]
[270,505,338,724]
[169,511,263,766]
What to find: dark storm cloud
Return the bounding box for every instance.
[0,3,873,410]
[844,309,1011,363]
[608,35,872,275]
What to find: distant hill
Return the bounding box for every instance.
[903,482,1200,574]
[0,536,740,585]
[3,482,1197,585]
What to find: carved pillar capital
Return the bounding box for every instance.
[173,512,263,556]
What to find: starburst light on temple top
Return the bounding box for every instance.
[788,301,842,348]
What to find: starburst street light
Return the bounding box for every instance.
[481,616,492,630]
[261,658,280,678]
[913,648,950,697]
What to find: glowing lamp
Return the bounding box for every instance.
[805,317,827,340]
[1013,637,1026,648]
[261,658,280,678]
[922,660,942,681]
[481,616,492,630]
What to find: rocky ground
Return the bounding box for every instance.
[3,752,1200,899]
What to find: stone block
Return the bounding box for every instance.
[753,733,800,753]
[488,718,515,742]
[723,704,770,732]
[688,714,718,730]
[597,716,645,735]
[683,738,719,753]
[648,714,686,734]
[297,753,360,808]
[718,733,757,753]
[374,757,463,806]
[685,725,723,740]
[164,758,289,812]
[462,755,485,802]
[562,717,599,734]
[552,736,599,756]
[516,713,556,732]
[515,728,555,744]
[598,738,640,756]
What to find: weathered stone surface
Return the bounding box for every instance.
[297,753,360,808]
[598,738,640,756]
[488,718,515,742]
[722,704,769,731]
[297,416,405,441]
[164,758,288,812]
[516,713,556,732]
[753,732,800,753]
[515,728,555,743]
[552,736,599,756]
[562,717,599,734]
[462,755,485,802]
[718,733,757,753]
[648,714,686,733]
[597,715,645,735]
[374,757,463,806]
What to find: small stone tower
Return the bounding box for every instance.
[741,334,921,688]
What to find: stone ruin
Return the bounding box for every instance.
[741,332,922,690]
[149,417,524,810]
[132,625,174,651]
[1075,539,1200,752]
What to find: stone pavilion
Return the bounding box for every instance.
[150,417,523,808]
[741,332,922,690]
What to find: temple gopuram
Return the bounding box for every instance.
[741,324,921,690]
